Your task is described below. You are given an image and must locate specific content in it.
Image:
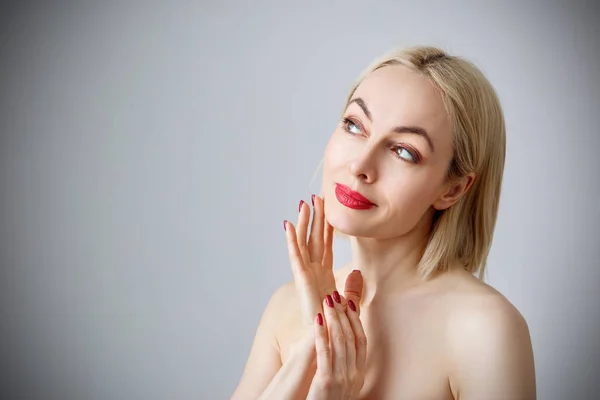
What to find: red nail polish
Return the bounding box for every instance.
[298,200,304,212]
[311,194,315,206]
[333,291,341,304]
[283,220,287,231]
[348,300,356,312]
[326,295,334,308]
[317,313,323,326]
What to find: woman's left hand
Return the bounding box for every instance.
[306,291,367,400]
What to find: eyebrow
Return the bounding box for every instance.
[347,97,435,152]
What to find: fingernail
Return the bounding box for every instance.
[352,269,362,276]
[317,313,323,326]
[333,291,341,304]
[298,200,304,212]
[283,220,287,231]
[325,294,334,308]
[348,300,356,312]
[311,194,315,206]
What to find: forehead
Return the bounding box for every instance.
[350,65,452,140]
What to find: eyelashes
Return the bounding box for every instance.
[392,146,420,163]
[342,117,363,135]
[341,117,422,164]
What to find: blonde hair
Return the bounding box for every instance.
[338,45,506,280]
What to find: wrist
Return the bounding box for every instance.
[257,333,316,400]
[289,331,317,366]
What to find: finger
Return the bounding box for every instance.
[346,298,367,373]
[323,294,346,378]
[313,312,332,376]
[296,200,310,261]
[284,221,307,281]
[344,270,364,316]
[322,217,335,269]
[285,220,325,326]
[333,292,357,376]
[307,195,324,263]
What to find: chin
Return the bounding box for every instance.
[324,201,377,238]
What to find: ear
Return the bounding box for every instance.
[433,172,476,211]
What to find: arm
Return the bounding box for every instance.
[230,284,287,400]
[448,296,536,400]
[230,283,316,400]
[257,333,316,400]
[231,274,366,400]
[233,195,364,399]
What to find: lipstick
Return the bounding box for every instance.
[334,183,376,210]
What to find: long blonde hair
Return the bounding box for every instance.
[340,46,506,280]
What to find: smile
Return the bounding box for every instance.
[334,183,376,210]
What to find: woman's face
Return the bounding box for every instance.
[322,65,457,239]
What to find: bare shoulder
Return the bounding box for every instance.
[268,280,303,338]
[271,280,298,304]
[264,280,300,328]
[442,271,530,336]
[250,280,300,350]
[230,281,300,399]
[440,271,536,399]
[270,280,300,312]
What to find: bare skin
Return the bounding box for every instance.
[233,254,535,399]
[275,264,535,399]
[232,64,536,400]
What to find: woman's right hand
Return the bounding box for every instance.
[284,195,338,328]
[306,293,367,400]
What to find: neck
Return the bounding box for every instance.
[341,216,434,306]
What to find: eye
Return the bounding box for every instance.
[393,146,420,163]
[342,118,362,135]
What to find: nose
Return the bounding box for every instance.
[347,144,378,184]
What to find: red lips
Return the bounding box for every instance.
[334,183,376,210]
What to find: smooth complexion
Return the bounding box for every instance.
[232,64,536,400]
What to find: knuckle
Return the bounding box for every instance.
[357,334,368,347]
[318,345,331,357]
[344,331,356,345]
[333,334,346,345]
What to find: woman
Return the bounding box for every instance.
[232,46,536,399]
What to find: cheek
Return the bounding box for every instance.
[385,173,442,212]
[377,180,438,234]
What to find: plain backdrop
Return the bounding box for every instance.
[1,1,599,399]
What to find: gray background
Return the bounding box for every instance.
[1,1,599,399]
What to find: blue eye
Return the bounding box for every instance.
[342,118,362,135]
[393,145,421,163]
[397,147,415,162]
